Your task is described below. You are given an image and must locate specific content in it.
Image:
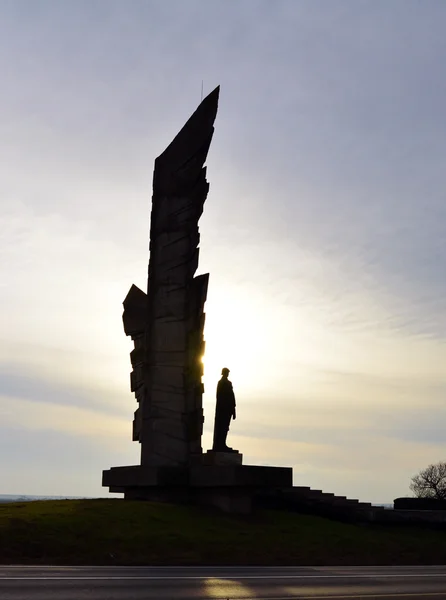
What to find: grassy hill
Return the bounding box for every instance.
[0,499,445,565]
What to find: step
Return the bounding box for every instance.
[341,498,360,505]
[284,488,324,499]
[288,489,358,507]
[325,496,353,506]
[265,487,381,519]
[309,493,338,504]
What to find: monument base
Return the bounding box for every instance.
[202,450,242,466]
[102,463,292,514]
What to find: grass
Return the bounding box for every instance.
[1,499,446,565]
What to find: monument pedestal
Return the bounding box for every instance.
[102,463,292,514]
[202,450,242,466]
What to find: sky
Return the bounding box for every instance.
[0,0,445,503]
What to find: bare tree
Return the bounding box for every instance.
[410,462,446,500]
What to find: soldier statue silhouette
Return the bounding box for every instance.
[212,367,237,452]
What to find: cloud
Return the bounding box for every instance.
[0,363,129,418]
[0,425,137,496]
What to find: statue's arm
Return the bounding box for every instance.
[231,384,236,419]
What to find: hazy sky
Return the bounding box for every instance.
[1,0,445,503]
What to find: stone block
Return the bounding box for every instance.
[152,416,186,441]
[130,346,145,367]
[152,195,204,231]
[151,321,187,353]
[189,274,209,316]
[102,461,293,514]
[103,464,292,492]
[156,232,199,268]
[122,285,147,337]
[102,465,188,488]
[132,408,142,441]
[152,287,187,321]
[142,390,184,416]
[147,431,189,463]
[152,351,187,366]
[203,451,243,466]
[130,366,144,392]
[150,365,185,390]
[190,465,293,488]
[134,385,146,404]
[184,408,204,440]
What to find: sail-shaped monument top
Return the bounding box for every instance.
[122,86,220,467]
[153,86,220,196]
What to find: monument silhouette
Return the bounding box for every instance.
[212,367,237,452]
[102,87,292,512]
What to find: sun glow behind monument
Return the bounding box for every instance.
[201,284,268,394]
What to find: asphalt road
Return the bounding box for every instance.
[1,565,446,599]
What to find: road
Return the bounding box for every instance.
[1,565,446,599]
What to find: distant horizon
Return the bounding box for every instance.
[0,493,94,499]
[0,493,394,507]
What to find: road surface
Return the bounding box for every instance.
[1,565,446,598]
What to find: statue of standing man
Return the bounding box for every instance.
[212,368,237,452]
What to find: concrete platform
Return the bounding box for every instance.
[102,463,293,514]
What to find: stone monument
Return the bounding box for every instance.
[102,87,292,512]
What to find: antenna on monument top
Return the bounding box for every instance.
[201,80,204,102]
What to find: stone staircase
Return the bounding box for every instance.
[255,485,386,522]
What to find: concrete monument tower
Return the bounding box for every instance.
[123,87,219,469]
[103,87,292,512]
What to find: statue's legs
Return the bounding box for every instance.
[212,411,232,451]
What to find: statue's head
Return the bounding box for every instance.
[221,367,230,378]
